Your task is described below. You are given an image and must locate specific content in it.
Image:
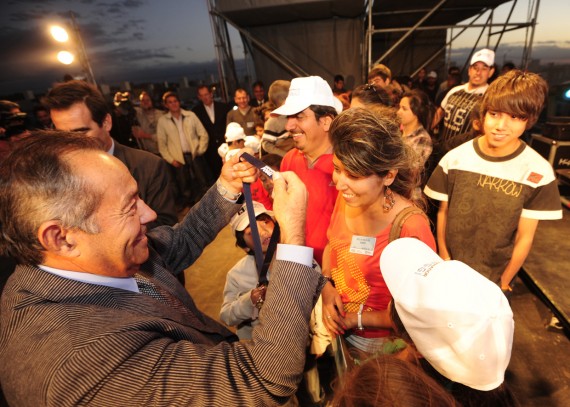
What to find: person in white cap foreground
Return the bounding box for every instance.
[272,75,343,266]
[432,48,496,154]
[381,237,519,406]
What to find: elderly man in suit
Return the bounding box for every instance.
[0,130,325,406]
[42,80,178,229]
[192,85,231,182]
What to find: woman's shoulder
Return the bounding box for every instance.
[399,210,436,249]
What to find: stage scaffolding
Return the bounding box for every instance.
[206,0,540,101]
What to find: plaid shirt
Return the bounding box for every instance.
[403,125,433,168]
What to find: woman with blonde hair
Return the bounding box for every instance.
[331,354,457,407]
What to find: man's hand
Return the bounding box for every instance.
[219,148,258,196]
[272,171,307,246]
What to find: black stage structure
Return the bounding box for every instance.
[207,0,539,100]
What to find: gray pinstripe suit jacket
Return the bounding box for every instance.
[0,187,324,406]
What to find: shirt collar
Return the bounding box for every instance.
[38,264,139,293]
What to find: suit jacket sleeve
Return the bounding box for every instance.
[61,262,321,406]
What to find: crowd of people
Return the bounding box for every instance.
[0,47,563,406]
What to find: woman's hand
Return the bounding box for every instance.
[321,282,346,336]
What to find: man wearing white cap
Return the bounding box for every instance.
[381,237,517,404]
[272,76,342,265]
[433,48,495,152]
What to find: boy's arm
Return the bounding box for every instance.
[500,217,539,290]
[431,106,444,130]
[436,201,451,259]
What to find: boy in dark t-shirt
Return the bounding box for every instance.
[425,70,562,292]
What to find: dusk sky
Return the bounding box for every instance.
[1,0,569,96]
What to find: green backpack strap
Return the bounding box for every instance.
[388,206,428,243]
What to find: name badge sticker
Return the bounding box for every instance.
[349,235,376,256]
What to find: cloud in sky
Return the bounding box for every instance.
[1,0,569,96]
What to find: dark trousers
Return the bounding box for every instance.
[175,153,210,206]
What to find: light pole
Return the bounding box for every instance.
[50,11,96,85]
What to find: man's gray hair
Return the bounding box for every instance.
[0,131,104,265]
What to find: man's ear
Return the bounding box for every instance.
[37,221,80,257]
[320,115,334,132]
[102,113,112,132]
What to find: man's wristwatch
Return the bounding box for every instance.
[216,179,242,201]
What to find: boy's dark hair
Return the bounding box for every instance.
[402,89,434,131]
[235,213,274,254]
[351,84,392,107]
[368,64,392,82]
[480,69,548,129]
[309,105,338,121]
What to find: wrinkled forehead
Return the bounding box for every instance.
[67,149,128,181]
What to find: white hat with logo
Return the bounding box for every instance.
[380,237,514,391]
[271,76,342,116]
[470,48,495,67]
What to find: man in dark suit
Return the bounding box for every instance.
[192,85,231,182]
[0,131,324,406]
[42,80,178,229]
[249,80,266,107]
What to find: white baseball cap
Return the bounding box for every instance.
[427,70,438,79]
[470,48,495,67]
[218,143,229,158]
[244,135,260,153]
[230,201,274,235]
[225,122,246,142]
[380,238,514,391]
[271,76,342,116]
